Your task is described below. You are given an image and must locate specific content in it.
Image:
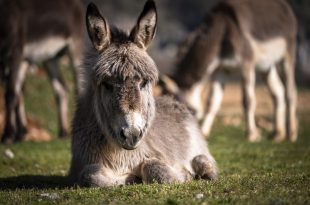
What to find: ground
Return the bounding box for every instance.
[0,66,310,204]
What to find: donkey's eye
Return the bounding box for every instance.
[140,80,148,90]
[103,82,113,92]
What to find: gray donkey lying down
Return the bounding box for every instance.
[68,0,217,186]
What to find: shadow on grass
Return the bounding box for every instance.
[0,175,70,190]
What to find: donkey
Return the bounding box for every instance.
[0,0,84,143]
[68,0,217,187]
[159,0,298,142]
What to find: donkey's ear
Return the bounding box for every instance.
[86,3,110,52]
[130,0,157,49]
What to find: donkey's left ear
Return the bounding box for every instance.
[130,0,157,49]
[86,3,111,52]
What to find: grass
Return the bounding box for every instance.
[0,66,310,204]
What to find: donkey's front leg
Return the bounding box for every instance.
[283,47,298,142]
[201,73,225,137]
[2,61,28,143]
[266,65,286,141]
[140,159,183,184]
[14,61,29,142]
[242,63,260,142]
[45,59,69,138]
[79,164,131,187]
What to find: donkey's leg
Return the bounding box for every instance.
[44,59,69,138]
[242,63,260,142]
[140,159,184,184]
[14,61,29,142]
[283,45,298,142]
[2,61,28,143]
[79,164,133,187]
[2,73,17,144]
[15,96,28,140]
[265,65,286,141]
[192,154,217,180]
[201,73,225,137]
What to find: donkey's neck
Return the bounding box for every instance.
[173,13,228,89]
[100,140,148,174]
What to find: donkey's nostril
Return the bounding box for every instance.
[138,129,143,139]
[120,129,127,140]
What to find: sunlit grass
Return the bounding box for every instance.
[0,66,309,204]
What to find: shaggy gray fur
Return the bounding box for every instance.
[68,0,217,186]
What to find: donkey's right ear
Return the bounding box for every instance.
[130,0,157,49]
[86,3,110,52]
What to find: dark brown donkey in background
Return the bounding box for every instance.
[0,0,84,143]
[159,0,298,142]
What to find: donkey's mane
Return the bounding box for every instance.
[110,26,131,44]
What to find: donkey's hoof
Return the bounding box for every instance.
[14,135,27,143]
[201,124,211,138]
[271,133,285,142]
[287,132,298,143]
[59,129,70,139]
[246,131,261,142]
[14,129,28,142]
[141,159,178,184]
[1,136,14,144]
[192,155,217,180]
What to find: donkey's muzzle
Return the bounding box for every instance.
[120,127,142,150]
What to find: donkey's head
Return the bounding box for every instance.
[86,1,158,150]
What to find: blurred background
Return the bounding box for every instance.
[81,0,310,86]
[0,0,310,139]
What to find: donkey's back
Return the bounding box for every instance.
[227,0,297,71]
[229,0,296,41]
[23,0,83,63]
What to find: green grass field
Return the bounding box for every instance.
[0,67,310,204]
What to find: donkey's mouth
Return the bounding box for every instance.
[107,123,142,150]
[118,134,142,150]
[121,143,139,150]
